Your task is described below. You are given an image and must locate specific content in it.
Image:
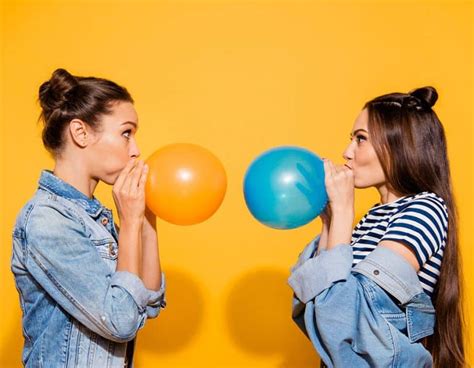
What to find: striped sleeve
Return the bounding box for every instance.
[381,197,448,267]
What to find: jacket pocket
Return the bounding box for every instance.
[91,238,118,261]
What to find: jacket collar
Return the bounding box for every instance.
[38,170,105,218]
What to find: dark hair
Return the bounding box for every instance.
[364,87,465,368]
[38,68,133,154]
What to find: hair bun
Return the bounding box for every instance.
[409,86,438,108]
[39,68,78,112]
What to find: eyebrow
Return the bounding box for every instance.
[121,121,138,129]
[350,128,368,136]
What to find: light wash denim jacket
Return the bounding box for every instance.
[288,236,435,368]
[11,170,166,368]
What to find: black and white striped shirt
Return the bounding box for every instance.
[351,192,448,296]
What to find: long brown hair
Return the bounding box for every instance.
[364,86,465,368]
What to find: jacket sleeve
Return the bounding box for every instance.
[114,221,167,320]
[289,235,320,336]
[288,243,353,304]
[288,241,433,367]
[146,274,166,319]
[24,203,162,342]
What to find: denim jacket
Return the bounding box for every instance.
[11,170,166,368]
[288,236,435,368]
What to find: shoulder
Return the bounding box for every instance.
[395,192,448,222]
[23,191,87,239]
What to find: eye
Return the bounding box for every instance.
[122,129,132,140]
[355,134,367,144]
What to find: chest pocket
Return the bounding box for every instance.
[91,238,118,261]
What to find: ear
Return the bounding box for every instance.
[68,119,91,148]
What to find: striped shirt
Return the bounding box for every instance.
[351,191,448,296]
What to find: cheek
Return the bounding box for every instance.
[353,148,385,186]
[95,138,129,168]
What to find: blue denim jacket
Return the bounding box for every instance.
[11,170,166,368]
[288,237,435,368]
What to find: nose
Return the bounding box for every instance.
[129,138,141,159]
[343,141,354,161]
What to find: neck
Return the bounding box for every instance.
[377,184,402,204]
[53,156,98,199]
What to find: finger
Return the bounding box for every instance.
[323,159,331,180]
[335,164,345,175]
[129,160,144,193]
[138,163,149,192]
[122,160,140,192]
[327,160,337,177]
[115,158,136,190]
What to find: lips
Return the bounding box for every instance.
[344,164,353,170]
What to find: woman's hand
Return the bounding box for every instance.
[323,159,355,216]
[113,159,149,226]
[323,159,355,249]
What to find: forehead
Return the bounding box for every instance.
[100,101,138,129]
[352,108,369,132]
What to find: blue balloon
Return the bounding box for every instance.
[243,146,328,229]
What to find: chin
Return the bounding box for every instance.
[100,172,121,186]
[354,178,373,189]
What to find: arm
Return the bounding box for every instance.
[114,160,166,318]
[114,159,147,276]
[140,208,166,318]
[289,159,355,303]
[141,207,162,290]
[323,159,354,250]
[25,204,150,343]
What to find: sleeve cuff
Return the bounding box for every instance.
[110,271,150,309]
[290,235,320,273]
[147,272,166,308]
[288,244,353,303]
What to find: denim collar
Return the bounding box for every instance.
[38,170,105,218]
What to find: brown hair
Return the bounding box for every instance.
[38,68,133,155]
[364,87,465,367]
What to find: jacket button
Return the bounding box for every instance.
[101,217,109,225]
[373,269,380,275]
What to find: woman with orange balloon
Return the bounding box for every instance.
[11,68,229,368]
[11,69,166,368]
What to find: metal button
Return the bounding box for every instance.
[373,269,380,275]
[101,217,109,225]
[108,243,116,256]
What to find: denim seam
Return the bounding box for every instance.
[354,258,417,303]
[63,318,72,366]
[75,323,82,367]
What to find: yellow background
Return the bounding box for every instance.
[1,0,473,367]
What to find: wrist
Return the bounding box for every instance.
[330,208,354,221]
[120,218,143,230]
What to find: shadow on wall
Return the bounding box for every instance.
[135,267,205,355]
[225,267,320,368]
[0,316,23,368]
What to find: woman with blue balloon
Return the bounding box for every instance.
[246,87,464,368]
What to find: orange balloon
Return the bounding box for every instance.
[145,143,227,225]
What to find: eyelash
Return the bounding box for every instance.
[350,134,367,144]
[122,130,132,140]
